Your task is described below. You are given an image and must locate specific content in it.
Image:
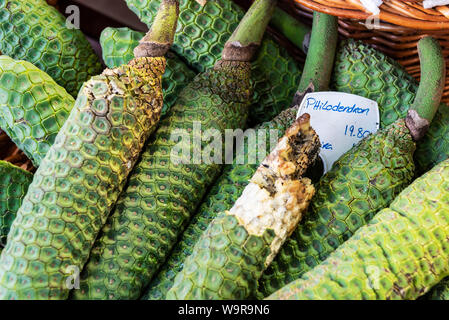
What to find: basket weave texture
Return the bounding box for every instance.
[2,0,448,172]
[285,0,449,104]
[295,0,449,29]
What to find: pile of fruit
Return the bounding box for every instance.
[0,0,449,300]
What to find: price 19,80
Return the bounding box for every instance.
[344,125,371,139]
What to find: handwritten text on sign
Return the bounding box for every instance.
[297,92,380,174]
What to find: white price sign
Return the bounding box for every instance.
[297,92,380,174]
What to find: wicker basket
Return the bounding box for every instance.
[288,0,449,103]
[2,0,448,172]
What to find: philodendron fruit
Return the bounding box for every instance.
[0,0,102,96]
[73,0,278,300]
[266,37,447,301]
[0,0,180,300]
[100,27,196,116]
[0,56,75,167]
[126,0,304,125]
[144,11,338,300]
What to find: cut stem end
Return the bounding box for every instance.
[134,0,179,58]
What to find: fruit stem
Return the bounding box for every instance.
[292,12,338,106]
[134,0,179,58]
[271,7,310,53]
[406,37,446,141]
[222,0,277,62]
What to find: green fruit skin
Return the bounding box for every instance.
[0,0,102,97]
[143,39,413,299]
[125,0,303,125]
[100,27,196,116]
[257,119,415,298]
[332,39,448,174]
[71,60,253,300]
[150,38,447,300]
[147,118,416,300]
[148,39,434,300]
[0,161,33,248]
[0,55,75,167]
[143,38,418,298]
[0,57,166,300]
[144,107,298,300]
[267,157,449,300]
[427,279,449,300]
[167,212,276,300]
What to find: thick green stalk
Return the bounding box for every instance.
[272,12,449,174]
[294,11,338,104]
[222,0,276,61]
[71,0,273,300]
[143,12,338,300]
[125,0,304,125]
[405,37,445,140]
[257,36,445,298]
[270,7,310,52]
[0,0,179,300]
[134,0,179,57]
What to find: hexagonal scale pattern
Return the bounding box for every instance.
[257,120,416,298]
[100,27,196,116]
[0,161,33,249]
[0,0,102,97]
[331,39,449,174]
[71,61,253,300]
[125,0,303,125]
[166,213,275,300]
[0,56,75,166]
[143,107,299,300]
[268,157,449,300]
[0,57,166,300]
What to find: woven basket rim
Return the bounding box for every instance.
[296,0,449,30]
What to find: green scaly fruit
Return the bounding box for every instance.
[146,36,445,300]
[0,0,179,300]
[144,107,298,299]
[0,161,33,248]
[271,10,449,175]
[331,39,449,174]
[100,27,196,116]
[427,280,449,299]
[166,114,320,300]
[143,11,339,300]
[257,120,416,297]
[72,62,252,301]
[256,36,446,298]
[125,0,303,125]
[266,156,449,300]
[72,0,276,300]
[0,0,102,97]
[0,56,75,167]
